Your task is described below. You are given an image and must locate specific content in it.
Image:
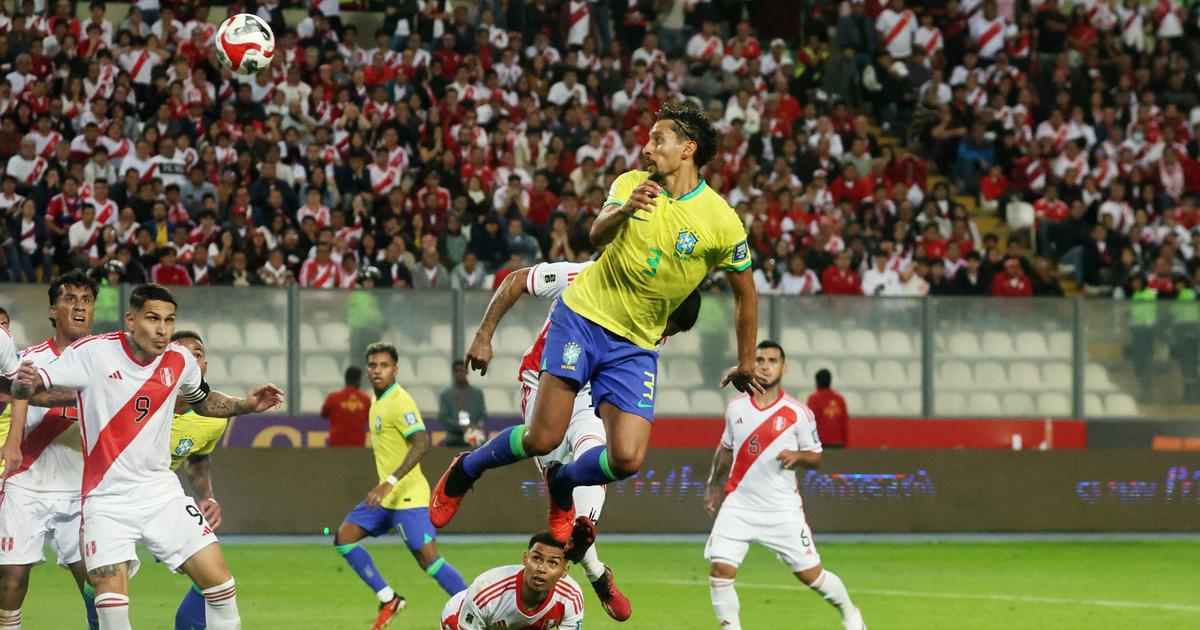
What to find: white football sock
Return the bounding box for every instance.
[201,578,241,629]
[709,576,741,629]
[0,607,21,629]
[376,586,396,604]
[94,593,131,630]
[572,450,608,582]
[580,543,606,583]
[810,570,853,614]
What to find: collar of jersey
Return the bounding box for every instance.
[376,383,398,401]
[666,177,706,202]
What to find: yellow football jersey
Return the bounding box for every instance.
[562,170,750,350]
[169,409,229,471]
[369,383,430,510]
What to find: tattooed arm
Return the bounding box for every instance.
[190,384,285,418]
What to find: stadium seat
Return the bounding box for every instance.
[406,386,437,414]
[1085,362,1117,392]
[691,390,725,414]
[874,360,912,388]
[780,328,810,354]
[844,329,879,356]
[782,361,809,392]
[967,392,1002,415]
[415,355,451,384]
[176,321,204,341]
[496,326,534,356]
[1048,331,1073,357]
[666,359,703,388]
[841,390,865,414]
[484,387,517,415]
[810,328,845,355]
[319,322,350,350]
[1008,362,1043,391]
[244,321,283,351]
[266,354,287,382]
[302,355,341,386]
[1015,332,1050,358]
[204,355,230,384]
[206,322,243,351]
[1104,393,1139,417]
[1042,362,1072,392]
[937,392,966,415]
[898,391,922,415]
[487,356,521,382]
[1084,393,1104,416]
[839,360,873,387]
[879,330,916,357]
[230,354,266,385]
[7,320,26,346]
[656,389,691,415]
[981,331,1015,357]
[301,387,324,413]
[299,323,319,350]
[937,360,974,390]
[805,359,838,381]
[864,390,899,415]
[1037,393,1071,417]
[973,363,1010,390]
[428,324,453,351]
[1001,392,1035,415]
[946,331,981,358]
[394,356,416,383]
[666,332,700,356]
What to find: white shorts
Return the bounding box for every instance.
[81,493,217,577]
[440,591,467,628]
[521,378,607,468]
[704,506,822,573]
[0,490,82,567]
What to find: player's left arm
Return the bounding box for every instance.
[465,265,534,376]
[720,268,766,394]
[778,406,823,470]
[184,454,222,528]
[190,385,284,417]
[704,444,734,517]
[365,405,429,508]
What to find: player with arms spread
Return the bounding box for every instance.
[440,530,589,630]
[6,283,284,630]
[460,258,702,621]
[0,270,101,629]
[167,330,233,630]
[334,342,468,630]
[433,100,764,541]
[703,341,867,630]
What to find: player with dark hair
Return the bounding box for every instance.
[461,258,703,621]
[433,100,763,542]
[333,341,468,630]
[168,331,235,630]
[440,522,594,630]
[7,283,284,630]
[0,269,100,629]
[703,340,866,630]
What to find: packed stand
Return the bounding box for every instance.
[0,0,1192,304]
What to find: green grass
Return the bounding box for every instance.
[20,540,1200,629]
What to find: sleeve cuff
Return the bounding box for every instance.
[401,425,426,438]
[722,260,753,273]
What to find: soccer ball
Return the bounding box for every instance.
[213,13,275,76]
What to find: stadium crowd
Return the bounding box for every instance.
[0,0,1199,303]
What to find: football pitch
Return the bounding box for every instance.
[20,538,1200,629]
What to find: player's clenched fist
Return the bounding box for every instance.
[466,335,494,376]
[621,179,662,217]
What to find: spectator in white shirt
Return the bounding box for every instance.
[779,254,823,295]
[547,69,588,107]
[862,250,901,296]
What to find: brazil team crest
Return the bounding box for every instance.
[561,342,582,370]
[676,230,699,256]
[375,416,383,432]
[174,437,194,457]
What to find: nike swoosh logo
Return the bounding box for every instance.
[637,400,654,408]
[628,215,649,222]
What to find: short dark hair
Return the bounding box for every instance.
[667,289,701,333]
[345,365,362,386]
[656,101,719,167]
[528,531,566,551]
[757,339,786,363]
[816,368,832,389]
[48,270,100,327]
[171,330,204,344]
[364,341,398,363]
[129,283,177,310]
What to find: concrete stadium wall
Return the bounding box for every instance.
[203,448,1200,535]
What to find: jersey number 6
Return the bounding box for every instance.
[746,434,761,455]
[133,396,152,423]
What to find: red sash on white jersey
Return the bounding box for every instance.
[976,20,1004,54]
[26,158,46,184]
[726,408,798,495]
[883,11,913,49]
[923,29,941,55]
[129,49,152,83]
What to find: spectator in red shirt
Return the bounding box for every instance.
[807,369,848,448]
[830,163,873,206]
[992,258,1033,297]
[821,250,862,295]
[1034,184,1069,255]
[149,248,192,286]
[321,366,372,447]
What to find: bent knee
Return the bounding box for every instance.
[523,428,564,456]
[607,450,644,477]
[709,563,737,579]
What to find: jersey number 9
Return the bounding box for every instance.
[133,396,152,423]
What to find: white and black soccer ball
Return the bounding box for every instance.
[213,13,275,76]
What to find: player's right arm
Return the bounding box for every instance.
[5,345,94,472]
[465,265,535,376]
[590,171,661,247]
[184,454,221,528]
[704,407,736,517]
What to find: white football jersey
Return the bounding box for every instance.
[518,261,594,381]
[0,326,19,377]
[6,339,84,496]
[444,565,584,630]
[36,333,206,499]
[721,391,822,512]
